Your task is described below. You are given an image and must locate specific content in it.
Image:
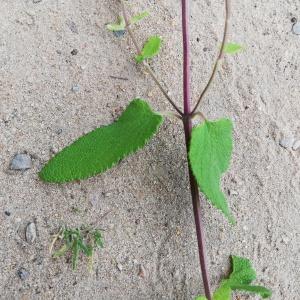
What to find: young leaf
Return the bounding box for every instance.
[213,256,272,299]
[223,43,243,54]
[39,99,163,183]
[135,36,162,63]
[93,230,104,249]
[130,11,149,25]
[71,239,80,270]
[189,119,234,223]
[195,296,207,300]
[52,244,70,258]
[106,16,126,32]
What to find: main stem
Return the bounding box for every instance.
[181,1,212,299]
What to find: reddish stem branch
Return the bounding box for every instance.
[192,0,230,114]
[120,1,183,116]
[181,1,212,299]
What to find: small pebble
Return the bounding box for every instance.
[229,190,239,196]
[71,49,78,56]
[279,137,295,149]
[71,85,80,93]
[4,211,11,216]
[10,154,32,170]
[25,222,37,244]
[292,22,300,35]
[292,140,300,151]
[113,30,126,38]
[281,235,290,245]
[66,20,78,34]
[138,265,146,278]
[116,263,123,272]
[17,268,30,280]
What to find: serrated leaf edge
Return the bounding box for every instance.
[39,100,163,183]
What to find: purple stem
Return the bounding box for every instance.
[181,1,212,299]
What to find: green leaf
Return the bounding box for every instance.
[231,284,272,298]
[195,296,207,300]
[106,16,126,32]
[212,256,272,299]
[93,230,104,249]
[52,244,70,258]
[135,36,162,63]
[223,43,243,54]
[213,282,231,300]
[71,239,80,270]
[130,11,149,25]
[39,99,163,183]
[229,256,256,284]
[189,119,234,223]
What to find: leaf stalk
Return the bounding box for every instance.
[120,0,183,116]
[191,0,230,114]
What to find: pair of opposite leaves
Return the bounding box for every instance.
[40,99,233,223]
[39,100,272,299]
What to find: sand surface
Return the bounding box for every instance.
[0,0,299,299]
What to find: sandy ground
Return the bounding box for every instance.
[0,0,299,299]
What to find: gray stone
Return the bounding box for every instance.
[17,268,30,280]
[292,140,300,151]
[25,222,37,244]
[10,154,32,170]
[292,23,300,35]
[71,85,80,93]
[113,30,126,38]
[66,20,78,34]
[279,137,295,149]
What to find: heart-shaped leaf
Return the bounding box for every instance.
[189,119,234,223]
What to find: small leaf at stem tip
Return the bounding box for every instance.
[223,42,243,54]
[195,296,207,300]
[189,119,234,223]
[130,11,150,25]
[106,16,126,32]
[39,99,163,183]
[135,35,162,63]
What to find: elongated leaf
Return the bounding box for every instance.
[106,16,126,32]
[93,230,104,249]
[189,119,234,223]
[39,99,163,183]
[72,239,80,270]
[231,284,272,298]
[130,11,149,24]
[223,43,243,54]
[195,296,207,300]
[136,36,162,63]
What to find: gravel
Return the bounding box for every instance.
[25,222,37,244]
[292,23,300,35]
[10,154,32,170]
[279,137,295,149]
[17,268,30,280]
